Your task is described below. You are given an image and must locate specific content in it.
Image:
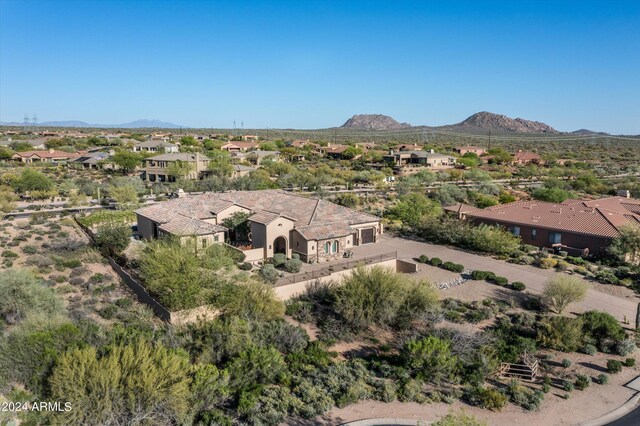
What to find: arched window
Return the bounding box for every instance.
[332,240,338,253]
[325,242,331,253]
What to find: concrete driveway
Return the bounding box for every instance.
[352,235,639,322]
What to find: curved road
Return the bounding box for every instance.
[606,404,640,426]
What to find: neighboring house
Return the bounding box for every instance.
[445,196,640,256]
[141,153,211,182]
[132,140,179,153]
[513,150,543,165]
[232,150,280,166]
[221,141,259,152]
[455,146,486,156]
[70,151,113,169]
[0,138,48,150]
[232,164,257,178]
[11,149,80,163]
[135,190,383,263]
[383,149,456,167]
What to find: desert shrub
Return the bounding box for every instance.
[402,336,458,384]
[464,386,507,411]
[418,255,429,263]
[511,281,526,291]
[22,245,37,254]
[218,281,285,322]
[25,254,54,269]
[505,379,544,411]
[615,339,637,356]
[48,339,192,425]
[0,318,83,394]
[259,264,280,284]
[607,359,623,373]
[94,223,131,255]
[491,276,508,286]
[397,378,425,403]
[115,298,133,309]
[62,259,82,269]
[537,316,584,352]
[68,277,85,286]
[272,253,287,268]
[563,380,574,392]
[442,262,465,273]
[284,258,303,273]
[582,344,597,355]
[98,304,118,319]
[333,266,438,331]
[561,358,572,368]
[555,261,570,271]
[48,238,86,253]
[0,269,64,325]
[238,262,253,271]
[538,257,558,269]
[543,275,587,314]
[582,310,626,353]
[624,358,636,367]
[595,374,609,384]
[252,319,309,354]
[432,411,488,426]
[594,269,620,285]
[430,257,442,266]
[1,250,18,258]
[575,374,590,390]
[471,270,491,280]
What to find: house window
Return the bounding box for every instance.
[296,241,299,247]
[510,226,520,236]
[531,229,537,241]
[214,235,219,242]
[332,240,338,253]
[202,239,207,249]
[324,242,331,253]
[549,232,562,244]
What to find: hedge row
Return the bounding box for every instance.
[470,270,526,291]
[417,255,464,273]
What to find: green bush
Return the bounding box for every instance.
[402,336,458,384]
[582,344,597,355]
[464,386,508,411]
[595,374,609,385]
[95,223,131,255]
[418,255,429,263]
[22,245,37,254]
[284,258,303,273]
[506,380,544,411]
[624,357,636,367]
[511,281,526,291]
[259,265,280,284]
[0,269,64,325]
[1,250,18,258]
[615,339,637,356]
[430,257,442,267]
[575,374,590,390]
[442,262,464,273]
[471,270,490,280]
[537,316,584,352]
[491,276,509,286]
[561,358,572,368]
[607,359,623,373]
[98,304,118,319]
[238,262,253,271]
[272,253,287,267]
[563,380,574,392]
[582,310,626,353]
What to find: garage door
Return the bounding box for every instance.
[360,228,375,244]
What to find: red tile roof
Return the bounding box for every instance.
[458,196,640,238]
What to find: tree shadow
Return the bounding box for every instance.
[579,361,608,373]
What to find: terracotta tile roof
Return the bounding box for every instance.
[13,150,79,159]
[145,153,209,162]
[158,215,225,236]
[295,222,355,240]
[136,190,381,240]
[463,196,640,238]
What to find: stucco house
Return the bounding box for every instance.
[383,149,456,167]
[132,140,179,153]
[135,190,383,263]
[11,149,80,163]
[455,146,486,156]
[445,195,640,257]
[141,153,211,182]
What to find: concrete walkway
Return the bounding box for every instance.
[352,235,639,321]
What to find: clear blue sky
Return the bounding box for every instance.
[1,0,639,133]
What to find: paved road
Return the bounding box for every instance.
[352,235,639,321]
[606,403,640,426]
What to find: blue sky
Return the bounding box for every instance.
[1,0,639,133]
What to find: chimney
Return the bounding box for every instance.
[430,149,434,154]
[49,148,55,153]
[389,149,394,155]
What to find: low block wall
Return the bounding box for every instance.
[274,258,398,301]
[396,259,419,273]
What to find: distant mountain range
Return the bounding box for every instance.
[340,112,611,135]
[0,119,184,129]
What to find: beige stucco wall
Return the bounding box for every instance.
[264,217,294,258]
[214,204,251,225]
[137,214,155,239]
[274,258,398,300]
[178,232,224,250]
